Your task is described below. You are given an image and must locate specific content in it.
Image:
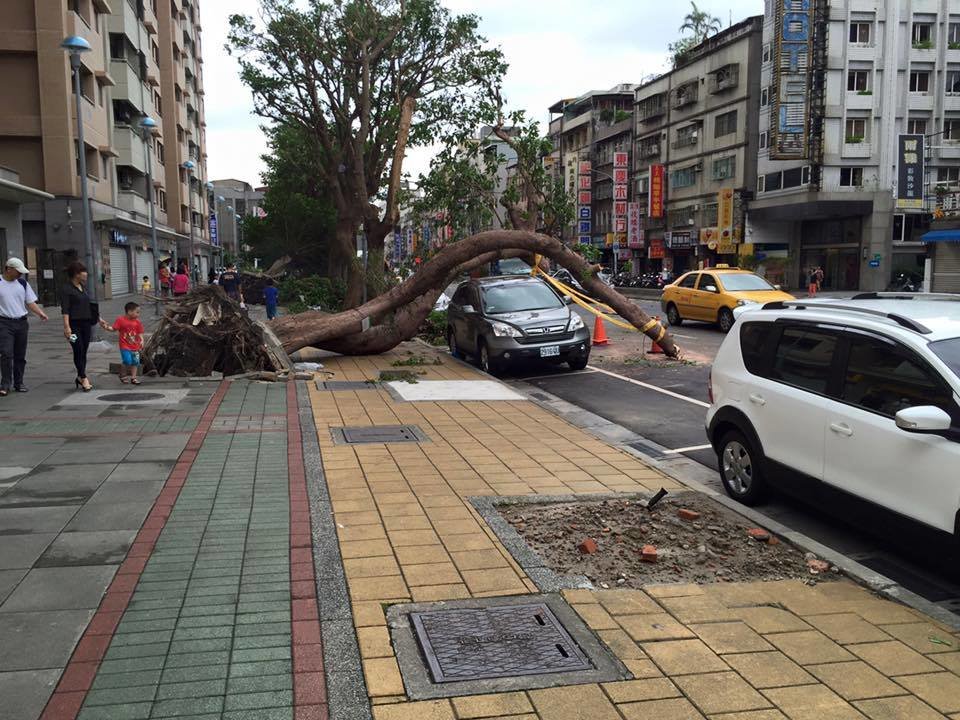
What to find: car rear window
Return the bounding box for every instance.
[930,338,960,380]
[739,322,778,375]
[769,327,838,394]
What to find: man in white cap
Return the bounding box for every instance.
[0,258,48,396]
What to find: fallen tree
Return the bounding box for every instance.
[271,230,681,358]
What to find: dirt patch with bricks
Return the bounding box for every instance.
[499,493,838,588]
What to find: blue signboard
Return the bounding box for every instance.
[210,214,219,247]
[578,220,592,234]
[579,206,591,220]
[868,259,880,268]
[578,235,592,245]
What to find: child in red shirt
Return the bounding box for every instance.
[100,302,145,384]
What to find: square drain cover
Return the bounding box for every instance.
[411,603,590,682]
[332,425,428,444]
[316,380,380,391]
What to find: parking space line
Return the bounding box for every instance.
[585,365,711,408]
[664,444,713,454]
[518,369,598,382]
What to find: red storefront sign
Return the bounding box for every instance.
[649,238,665,259]
[648,165,665,218]
[614,152,629,168]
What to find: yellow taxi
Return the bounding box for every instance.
[660,266,795,333]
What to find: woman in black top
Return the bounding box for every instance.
[61,261,94,391]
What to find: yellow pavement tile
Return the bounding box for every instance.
[344,556,402,578]
[562,589,597,604]
[376,492,421,506]
[573,603,620,631]
[341,539,395,559]
[766,630,856,665]
[847,599,924,626]
[690,621,774,654]
[618,697,706,719]
[880,623,959,654]
[420,495,469,508]
[762,684,867,720]
[596,589,662,616]
[805,613,892,645]
[854,695,953,720]
[393,545,452,565]
[602,677,680,703]
[619,613,697,643]
[348,575,409,601]
[736,607,812,634]
[364,657,406,697]
[411,584,472,602]
[704,582,777,608]
[381,502,429,516]
[529,684,621,720]
[383,515,433,531]
[723,651,817,689]
[934,653,960,674]
[893,672,960,714]
[849,641,944,676]
[339,524,389,542]
[623,657,665,678]
[597,628,647,660]
[658,593,739,624]
[372,699,454,720]
[357,625,394,659]
[642,639,729,675]
[808,661,905,701]
[645,583,706,598]
[451,691,533,718]
[709,712,789,720]
[442,534,497,552]
[401,562,462,587]
[450,549,511,571]
[674,671,773,715]
[460,568,527,594]
[335,510,383,526]
[388,529,442,547]
[424,506,476,521]
[333,499,379,513]
[353,601,386,628]
[432,519,484,536]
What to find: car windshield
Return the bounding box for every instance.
[481,282,562,314]
[930,338,960,380]
[497,258,531,275]
[719,274,776,291]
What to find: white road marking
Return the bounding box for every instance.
[671,333,696,339]
[664,444,713,454]
[585,365,711,408]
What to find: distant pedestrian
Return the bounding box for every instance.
[219,263,242,302]
[807,268,818,297]
[61,261,96,392]
[208,266,216,285]
[141,275,152,295]
[171,266,190,297]
[158,261,171,297]
[0,258,48,396]
[814,266,824,292]
[263,278,279,320]
[100,302,145,385]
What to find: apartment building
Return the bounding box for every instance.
[632,16,764,276]
[211,179,264,259]
[0,0,210,303]
[751,0,960,292]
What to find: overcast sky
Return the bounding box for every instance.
[202,0,764,186]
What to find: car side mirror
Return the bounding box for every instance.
[774,284,782,290]
[895,406,952,433]
[704,285,718,293]
[563,295,573,305]
[461,304,476,314]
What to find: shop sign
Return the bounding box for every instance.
[605,233,615,247]
[717,240,738,254]
[210,214,219,247]
[648,165,665,218]
[110,230,128,245]
[648,238,665,259]
[578,190,592,205]
[579,207,592,220]
[618,248,631,260]
[579,220,592,234]
[627,202,643,248]
[613,168,628,184]
[614,184,628,201]
[614,201,627,217]
[578,235,592,245]
[666,230,694,249]
[613,152,629,168]
[700,227,718,245]
[614,218,627,233]
[579,161,592,175]
[578,175,592,190]
[770,0,815,159]
[718,188,735,240]
[896,134,925,210]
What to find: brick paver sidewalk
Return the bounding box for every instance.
[307,345,960,720]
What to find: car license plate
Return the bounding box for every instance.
[540,345,560,358]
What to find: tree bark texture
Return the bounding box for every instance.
[271,230,680,358]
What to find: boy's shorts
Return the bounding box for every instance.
[120,350,141,366]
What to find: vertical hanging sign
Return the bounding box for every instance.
[578,160,592,244]
[648,164,665,218]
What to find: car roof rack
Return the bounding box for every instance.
[760,301,933,335]
[850,292,960,301]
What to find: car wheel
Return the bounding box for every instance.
[568,354,589,371]
[447,328,463,359]
[718,307,735,334]
[478,341,499,376]
[718,430,767,505]
[666,303,683,326]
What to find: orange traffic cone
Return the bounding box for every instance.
[648,317,664,355]
[593,315,609,346]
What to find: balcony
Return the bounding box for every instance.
[842,140,873,159]
[639,143,660,158]
[637,98,666,122]
[845,91,875,111]
[110,59,148,107]
[117,188,150,221]
[673,84,699,109]
[672,134,698,150]
[114,125,148,173]
[708,65,739,94]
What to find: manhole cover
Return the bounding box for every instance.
[317,381,380,391]
[410,603,591,682]
[332,425,428,444]
[97,392,165,402]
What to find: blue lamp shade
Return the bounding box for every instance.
[217,195,225,202]
[182,160,195,171]
[205,181,214,190]
[139,116,158,130]
[61,36,93,53]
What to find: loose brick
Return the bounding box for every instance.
[747,528,771,541]
[677,509,700,521]
[578,538,599,555]
[641,545,658,563]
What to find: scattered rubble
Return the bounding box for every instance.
[498,493,838,587]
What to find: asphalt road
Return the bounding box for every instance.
[495,300,960,617]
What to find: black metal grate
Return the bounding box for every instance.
[332,425,428,444]
[410,602,591,683]
[317,381,381,391]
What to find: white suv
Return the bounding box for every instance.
[706,294,960,538]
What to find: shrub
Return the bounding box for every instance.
[418,310,448,346]
[278,275,346,314]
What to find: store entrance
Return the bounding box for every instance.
[800,247,860,291]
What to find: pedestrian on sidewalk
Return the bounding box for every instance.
[219,263,242,302]
[100,302,145,384]
[158,261,171,298]
[61,261,97,392]
[807,268,818,297]
[171,265,190,297]
[264,278,279,320]
[0,258,48,396]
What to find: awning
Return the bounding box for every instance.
[0,176,54,204]
[921,230,960,243]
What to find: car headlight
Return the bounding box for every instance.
[569,314,585,331]
[736,299,759,307]
[490,321,522,338]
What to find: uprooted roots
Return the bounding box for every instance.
[143,285,274,377]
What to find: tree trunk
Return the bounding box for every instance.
[272,230,681,358]
[329,219,358,289]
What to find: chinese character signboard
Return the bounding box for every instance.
[614,201,628,217]
[614,218,627,233]
[897,134,925,210]
[666,231,694,249]
[578,191,592,205]
[579,207,591,220]
[578,175,592,190]
[648,238,665,259]
[579,220,592,234]
[614,184,628,200]
[771,0,815,159]
[210,214,219,247]
[718,188,735,241]
[627,202,643,248]
[649,165,665,218]
[613,152,629,168]
[613,168,629,184]
[578,161,592,233]
[579,161,592,175]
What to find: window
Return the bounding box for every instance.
[760,87,769,107]
[671,167,697,188]
[847,70,869,92]
[762,43,771,62]
[849,22,871,44]
[740,323,778,376]
[759,131,768,149]
[782,166,805,189]
[845,118,867,143]
[110,34,125,60]
[481,283,563,314]
[930,338,960,380]
[950,22,960,47]
[948,70,960,94]
[676,125,698,147]
[907,118,928,135]
[713,156,736,181]
[757,175,766,193]
[842,337,955,418]
[698,274,719,292]
[156,141,165,164]
[770,327,838,394]
[840,167,864,187]
[765,171,782,192]
[937,167,960,185]
[152,42,160,64]
[945,119,960,141]
[913,22,934,48]
[678,273,698,289]
[910,71,930,93]
[157,188,167,212]
[715,110,738,137]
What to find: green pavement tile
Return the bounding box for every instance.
[161,664,229,685]
[163,650,231,669]
[167,637,232,655]
[236,601,288,615]
[154,678,227,700]
[176,613,236,628]
[192,567,244,580]
[121,608,182,622]
[103,642,170,662]
[116,618,178,634]
[77,702,153,720]
[239,584,289,597]
[91,668,162,690]
[231,634,291,651]
[226,674,293,695]
[127,598,184,612]
[185,585,240,598]
[98,656,167,675]
[234,622,289,638]
[236,591,288,604]
[231,646,291,664]
[178,602,237,616]
[223,690,292,712]
[111,630,175,647]
[235,611,290,625]
[172,625,234,641]
[151,696,223,718]
[229,660,292,678]
[83,684,158,706]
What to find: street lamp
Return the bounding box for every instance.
[138,116,160,314]
[182,159,195,280]
[62,35,97,301]
[226,206,237,259]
